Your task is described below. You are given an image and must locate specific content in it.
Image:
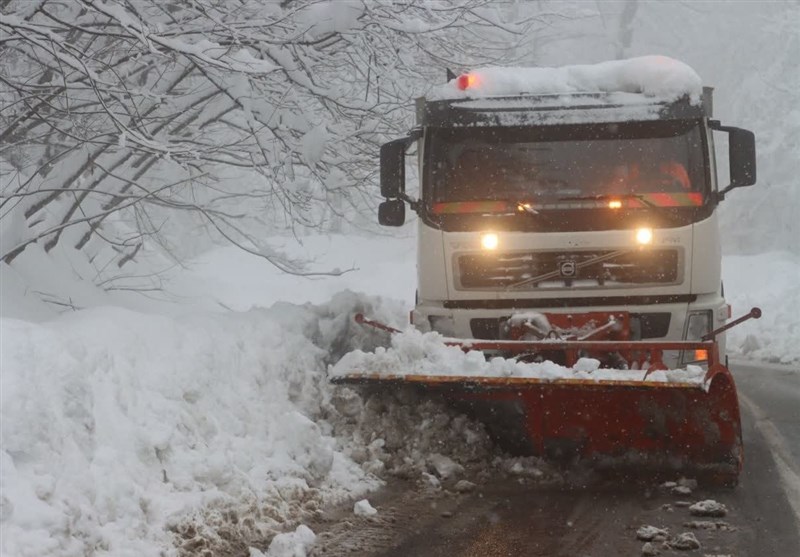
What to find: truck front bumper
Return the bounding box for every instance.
[412,294,728,368]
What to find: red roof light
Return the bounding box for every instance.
[456,73,479,90]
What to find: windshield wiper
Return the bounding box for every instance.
[557,193,657,208]
[512,200,557,225]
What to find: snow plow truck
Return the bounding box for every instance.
[333,57,760,485]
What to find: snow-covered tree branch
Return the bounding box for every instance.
[1,0,549,284]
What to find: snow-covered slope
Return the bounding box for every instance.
[723,252,800,364]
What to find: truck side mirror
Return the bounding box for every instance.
[379,199,406,226]
[380,138,408,198]
[710,122,757,196]
[727,128,756,190]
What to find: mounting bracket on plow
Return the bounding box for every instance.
[341,308,762,485]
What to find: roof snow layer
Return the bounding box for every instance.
[431,56,703,103]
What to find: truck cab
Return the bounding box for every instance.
[379,65,756,368]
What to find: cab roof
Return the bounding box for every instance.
[418,56,712,127]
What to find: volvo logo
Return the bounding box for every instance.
[559,260,577,278]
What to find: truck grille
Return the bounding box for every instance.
[457,249,680,290]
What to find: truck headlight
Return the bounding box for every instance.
[480,232,499,251]
[635,227,653,245]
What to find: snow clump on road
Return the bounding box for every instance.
[689,500,728,517]
[353,499,377,517]
[262,524,316,557]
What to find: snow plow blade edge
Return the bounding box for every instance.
[331,370,743,484]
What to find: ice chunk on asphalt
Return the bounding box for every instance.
[428,453,464,479]
[689,499,728,517]
[454,480,476,493]
[265,525,316,557]
[641,542,660,556]
[353,499,378,516]
[636,525,668,541]
[668,532,701,550]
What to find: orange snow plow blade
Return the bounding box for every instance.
[332,365,743,484]
[332,310,764,485]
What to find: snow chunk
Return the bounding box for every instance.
[668,532,701,550]
[431,56,702,103]
[689,499,728,517]
[573,357,601,373]
[265,524,316,557]
[454,480,476,493]
[353,499,378,516]
[332,327,707,387]
[428,453,464,479]
[641,542,660,556]
[672,485,692,496]
[636,525,668,542]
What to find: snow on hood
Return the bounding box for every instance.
[430,56,703,103]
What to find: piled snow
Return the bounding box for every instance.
[723,252,800,364]
[431,56,702,102]
[0,292,401,557]
[332,327,707,386]
[0,283,505,556]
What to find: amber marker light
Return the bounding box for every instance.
[635,227,653,245]
[695,349,708,361]
[480,232,499,250]
[608,199,623,209]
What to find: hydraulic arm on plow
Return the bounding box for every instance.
[336,308,761,485]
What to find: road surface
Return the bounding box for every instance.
[310,359,800,557]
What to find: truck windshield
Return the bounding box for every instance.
[427,121,707,206]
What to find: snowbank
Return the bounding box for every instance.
[723,252,800,364]
[431,56,702,102]
[0,289,500,557]
[0,293,391,557]
[331,327,707,386]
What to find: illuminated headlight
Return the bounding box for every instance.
[480,232,499,251]
[428,315,456,337]
[635,227,653,245]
